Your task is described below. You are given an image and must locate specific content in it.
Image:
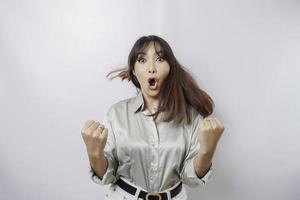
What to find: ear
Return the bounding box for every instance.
[132,70,136,76]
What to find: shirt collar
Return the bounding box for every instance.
[133,90,145,113]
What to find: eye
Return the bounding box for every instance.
[157,57,165,62]
[137,57,146,63]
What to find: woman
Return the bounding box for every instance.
[81,35,225,200]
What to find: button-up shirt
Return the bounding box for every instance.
[89,91,213,192]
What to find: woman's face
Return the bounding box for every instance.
[133,42,170,99]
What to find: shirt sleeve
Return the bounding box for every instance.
[180,111,214,188]
[89,108,119,185]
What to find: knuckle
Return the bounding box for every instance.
[92,133,99,139]
[85,120,94,126]
[91,134,98,139]
[91,129,97,135]
[94,130,101,137]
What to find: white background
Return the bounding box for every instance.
[1,0,299,200]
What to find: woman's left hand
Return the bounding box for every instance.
[198,116,225,154]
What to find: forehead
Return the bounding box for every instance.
[137,41,163,56]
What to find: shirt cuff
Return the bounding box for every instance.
[89,155,117,185]
[181,157,214,188]
[195,162,213,184]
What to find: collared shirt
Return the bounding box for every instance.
[89,91,213,192]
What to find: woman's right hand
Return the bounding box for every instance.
[81,120,108,158]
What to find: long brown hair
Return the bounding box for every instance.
[106,35,214,124]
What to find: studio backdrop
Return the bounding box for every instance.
[0,0,299,200]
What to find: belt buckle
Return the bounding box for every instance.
[145,192,162,200]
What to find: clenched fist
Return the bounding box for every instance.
[198,116,225,154]
[81,120,108,158]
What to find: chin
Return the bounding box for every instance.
[145,89,160,97]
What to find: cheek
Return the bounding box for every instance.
[134,69,146,84]
[133,66,142,81]
[161,65,170,78]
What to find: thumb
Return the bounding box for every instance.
[100,128,108,139]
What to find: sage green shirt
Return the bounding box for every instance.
[89,91,213,192]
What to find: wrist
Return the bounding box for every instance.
[88,151,105,159]
[194,150,213,177]
[199,148,215,156]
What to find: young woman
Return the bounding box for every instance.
[81,35,225,200]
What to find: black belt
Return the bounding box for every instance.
[116,178,182,200]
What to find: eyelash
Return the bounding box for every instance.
[137,57,165,63]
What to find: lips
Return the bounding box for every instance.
[148,78,156,86]
[147,77,158,89]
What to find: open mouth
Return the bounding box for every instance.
[148,78,158,89]
[148,78,156,86]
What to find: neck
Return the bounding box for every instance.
[141,91,160,111]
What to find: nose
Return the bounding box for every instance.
[147,62,156,74]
